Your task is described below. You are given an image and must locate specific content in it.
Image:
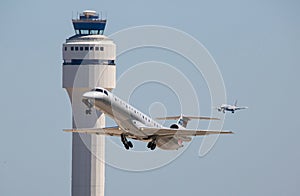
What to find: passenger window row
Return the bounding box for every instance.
[113,96,160,128]
[65,46,104,51]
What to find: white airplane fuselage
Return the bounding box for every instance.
[217,104,247,113]
[83,88,183,150]
[84,89,163,136]
[220,104,236,112]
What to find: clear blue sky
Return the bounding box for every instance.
[0,0,300,195]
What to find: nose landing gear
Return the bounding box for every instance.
[82,98,94,115]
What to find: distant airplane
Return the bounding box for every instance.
[64,87,233,150]
[216,100,248,113]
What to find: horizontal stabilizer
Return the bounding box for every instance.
[156,114,219,128]
[156,115,219,121]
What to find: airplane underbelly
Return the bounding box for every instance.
[118,119,147,137]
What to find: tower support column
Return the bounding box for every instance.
[65,88,106,196]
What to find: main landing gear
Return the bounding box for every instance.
[147,140,156,150]
[121,134,133,150]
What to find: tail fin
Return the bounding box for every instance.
[234,100,238,106]
[156,114,219,128]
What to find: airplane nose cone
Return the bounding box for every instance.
[83,92,96,99]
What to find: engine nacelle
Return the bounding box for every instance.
[170,124,179,129]
[156,137,184,150]
[169,123,185,129]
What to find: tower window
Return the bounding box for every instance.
[64,47,67,51]
[90,47,94,50]
[75,47,78,51]
[100,47,104,51]
[80,30,89,35]
[90,30,99,35]
[108,60,115,65]
[80,47,83,51]
[85,47,89,51]
[71,47,74,51]
[95,47,99,51]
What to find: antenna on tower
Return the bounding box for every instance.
[105,11,108,20]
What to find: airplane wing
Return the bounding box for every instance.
[64,126,123,136]
[64,126,233,138]
[139,127,233,137]
[235,106,248,110]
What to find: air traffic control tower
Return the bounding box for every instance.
[62,10,116,196]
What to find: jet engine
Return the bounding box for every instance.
[169,124,179,129]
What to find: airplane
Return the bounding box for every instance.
[216,100,248,113]
[64,87,233,150]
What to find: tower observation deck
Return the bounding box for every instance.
[72,10,106,35]
[62,10,116,196]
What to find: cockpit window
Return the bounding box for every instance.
[91,88,109,95]
[91,88,103,93]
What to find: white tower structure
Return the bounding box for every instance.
[62,10,116,196]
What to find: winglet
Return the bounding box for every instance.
[234,100,238,106]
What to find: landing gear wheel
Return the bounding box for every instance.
[128,141,133,148]
[150,143,156,150]
[124,144,130,150]
[121,134,133,150]
[147,141,156,150]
